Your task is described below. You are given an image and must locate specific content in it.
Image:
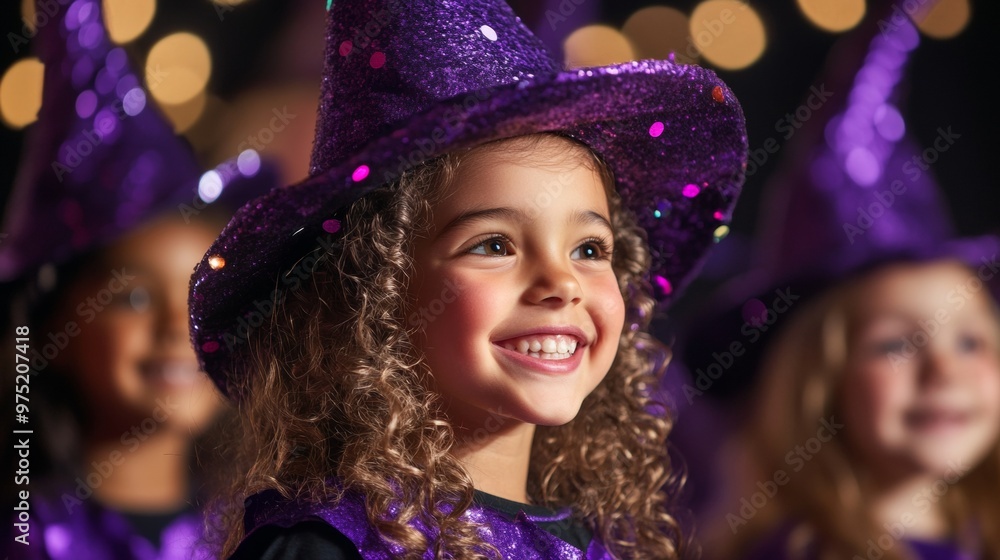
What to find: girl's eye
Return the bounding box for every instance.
[467,236,510,257]
[466,235,613,260]
[958,333,984,354]
[571,237,613,261]
[874,338,907,355]
[111,286,152,312]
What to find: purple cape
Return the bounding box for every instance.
[243,488,614,559]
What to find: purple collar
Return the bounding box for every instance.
[244,488,613,559]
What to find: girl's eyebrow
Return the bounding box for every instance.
[854,309,916,325]
[435,206,613,241]
[94,259,156,279]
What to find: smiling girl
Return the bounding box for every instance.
[728,260,1000,560]
[188,1,747,558]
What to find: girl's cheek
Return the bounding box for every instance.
[975,358,1000,416]
[593,275,624,320]
[89,313,154,363]
[844,365,908,436]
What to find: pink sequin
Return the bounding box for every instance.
[352,165,370,181]
[682,184,700,198]
[202,341,220,353]
[713,211,724,220]
[370,52,386,69]
[339,40,353,57]
[655,275,673,294]
[648,121,664,137]
[322,219,341,233]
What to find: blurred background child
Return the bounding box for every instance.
[675,5,1000,559]
[0,0,277,557]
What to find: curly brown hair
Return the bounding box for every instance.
[211,133,686,559]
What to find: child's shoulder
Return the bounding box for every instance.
[233,487,369,560]
[235,487,611,559]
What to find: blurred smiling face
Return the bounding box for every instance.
[842,260,1000,481]
[410,135,626,430]
[52,216,224,437]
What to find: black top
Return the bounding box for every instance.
[230,490,592,560]
[119,504,198,549]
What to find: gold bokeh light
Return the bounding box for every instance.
[103,0,157,44]
[689,0,767,70]
[913,0,971,39]
[145,32,212,105]
[796,0,865,33]
[623,6,691,61]
[563,25,636,69]
[0,58,45,129]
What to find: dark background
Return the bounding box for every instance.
[2,0,997,319]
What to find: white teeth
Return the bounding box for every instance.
[525,351,572,360]
[499,334,583,360]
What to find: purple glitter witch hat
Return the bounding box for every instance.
[678,7,1000,399]
[189,0,749,396]
[0,0,278,285]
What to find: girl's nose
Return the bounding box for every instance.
[158,290,193,345]
[525,254,583,307]
[918,345,961,388]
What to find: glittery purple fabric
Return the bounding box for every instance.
[0,0,278,284]
[7,484,210,560]
[189,0,748,396]
[243,488,612,559]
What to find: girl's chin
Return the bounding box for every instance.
[893,449,978,478]
[518,405,585,427]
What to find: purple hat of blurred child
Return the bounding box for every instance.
[677,7,1000,399]
[0,0,278,287]
[189,0,750,397]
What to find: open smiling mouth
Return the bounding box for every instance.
[497,334,580,360]
[140,359,204,387]
[904,408,975,432]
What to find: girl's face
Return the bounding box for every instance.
[842,260,1000,481]
[52,217,224,438]
[411,136,626,430]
